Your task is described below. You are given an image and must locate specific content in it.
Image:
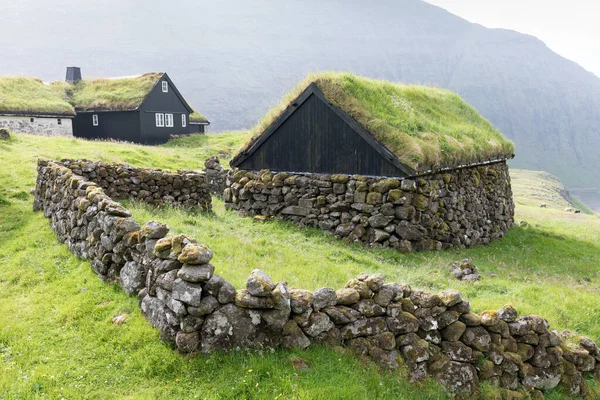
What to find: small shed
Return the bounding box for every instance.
[0,77,75,136]
[230,73,514,177]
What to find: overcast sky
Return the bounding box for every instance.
[425,0,599,77]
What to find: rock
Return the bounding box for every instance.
[302,312,334,337]
[410,290,440,308]
[459,312,481,326]
[176,331,201,352]
[521,366,561,390]
[171,278,203,307]
[498,304,518,322]
[323,306,362,325]
[345,278,373,299]
[373,286,395,306]
[428,358,479,395]
[282,320,311,349]
[437,311,460,329]
[187,295,220,317]
[246,269,275,297]
[140,295,177,343]
[312,288,337,311]
[218,281,236,304]
[480,310,499,326]
[442,341,473,362]
[289,289,313,313]
[368,214,393,228]
[200,303,280,352]
[352,299,386,317]
[140,221,169,240]
[335,288,360,305]
[177,263,214,282]
[0,128,10,140]
[119,261,146,295]
[385,312,419,334]
[400,338,430,363]
[364,274,385,292]
[180,315,205,333]
[461,326,491,352]
[155,270,179,291]
[340,317,387,339]
[234,289,275,309]
[517,343,535,361]
[438,289,462,307]
[369,332,396,351]
[177,243,213,265]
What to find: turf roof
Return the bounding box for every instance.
[189,111,208,123]
[0,77,75,116]
[244,72,514,171]
[69,73,163,112]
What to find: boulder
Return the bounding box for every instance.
[177,243,213,265]
[177,263,214,282]
[246,269,275,297]
[171,278,203,307]
[312,287,337,311]
[119,261,146,295]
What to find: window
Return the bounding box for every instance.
[181,114,187,127]
[30,117,34,123]
[162,81,168,93]
[155,113,165,127]
[92,114,98,126]
[57,118,62,125]
[165,113,174,127]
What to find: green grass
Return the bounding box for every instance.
[0,77,75,115]
[69,73,163,112]
[1,133,599,399]
[244,72,514,171]
[190,111,208,123]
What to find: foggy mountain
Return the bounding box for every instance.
[2,0,600,191]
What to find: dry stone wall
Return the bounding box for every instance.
[34,159,600,397]
[58,159,212,210]
[224,162,514,251]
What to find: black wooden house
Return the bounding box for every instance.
[230,82,415,177]
[70,68,209,144]
[230,73,513,178]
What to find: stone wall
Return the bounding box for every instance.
[34,159,600,397]
[203,156,233,198]
[0,115,73,136]
[58,159,212,210]
[224,162,514,252]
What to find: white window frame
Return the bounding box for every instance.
[162,81,168,93]
[181,114,187,128]
[92,114,98,126]
[155,113,165,127]
[165,113,174,127]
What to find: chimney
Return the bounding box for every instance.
[66,67,82,84]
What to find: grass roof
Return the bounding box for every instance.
[189,111,208,123]
[0,77,75,116]
[246,72,514,171]
[69,73,163,112]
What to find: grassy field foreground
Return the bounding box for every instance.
[1,133,600,399]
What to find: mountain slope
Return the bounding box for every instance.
[1,0,600,190]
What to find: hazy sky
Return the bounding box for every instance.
[425,0,599,77]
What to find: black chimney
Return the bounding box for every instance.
[66,67,82,83]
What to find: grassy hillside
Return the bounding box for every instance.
[1,133,600,399]
[511,169,594,214]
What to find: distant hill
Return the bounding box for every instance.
[1,0,600,192]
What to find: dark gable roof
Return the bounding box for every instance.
[232,72,514,174]
[70,73,195,114]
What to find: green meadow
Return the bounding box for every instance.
[1,133,599,399]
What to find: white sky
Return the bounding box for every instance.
[425,0,600,77]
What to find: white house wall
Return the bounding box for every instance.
[0,116,73,136]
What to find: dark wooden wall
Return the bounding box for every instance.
[190,124,206,134]
[73,111,141,142]
[236,93,406,177]
[139,74,191,143]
